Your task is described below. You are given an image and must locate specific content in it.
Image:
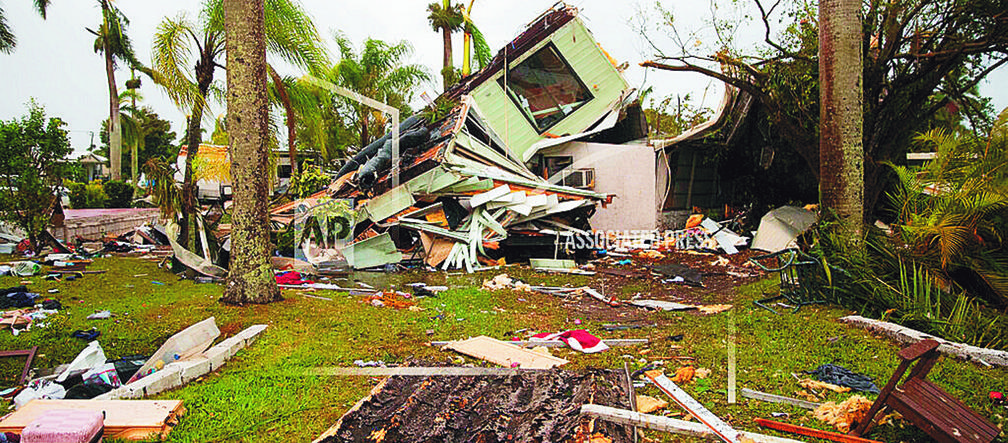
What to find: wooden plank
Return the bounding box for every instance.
[443,335,569,369]
[0,399,184,440]
[754,419,883,443]
[581,404,805,443]
[740,388,820,410]
[840,315,1008,367]
[128,317,220,383]
[430,339,648,348]
[307,367,546,376]
[645,370,741,443]
[470,185,512,207]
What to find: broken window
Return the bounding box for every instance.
[545,156,573,177]
[499,44,593,133]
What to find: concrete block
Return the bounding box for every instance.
[204,343,230,371]
[124,366,182,398]
[237,324,268,346]
[174,356,211,383]
[143,366,183,397]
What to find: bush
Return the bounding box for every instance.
[66,181,87,209]
[289,165,331,198]
[67,180,109,209]
[104,180,135,208]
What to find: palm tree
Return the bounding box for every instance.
[144,0,326,250]
[460,0,491,76]
[222,0,278,304]
[88,0,137,182]
[0,0,50,53]
[118,88,145,186]
[427,0,463,90]
[326,33,431,149]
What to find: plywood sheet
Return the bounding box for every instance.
[443,336,568,369]
[0,399,185,440]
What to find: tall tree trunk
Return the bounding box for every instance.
[222,0,280,304]
[441,0,453,91]
[104,31,121,181]
[462,0,475,76]
[267,66,298,177]
[819,0,864,244]
[181,107,203,251]
[359,109,369,149]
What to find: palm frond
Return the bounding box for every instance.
[0,6,14,54]
[150,14,204,112]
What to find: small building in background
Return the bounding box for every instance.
[77,153,108,182]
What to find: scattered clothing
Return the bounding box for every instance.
[805,363,880,394]
[71,329,101,341]
[650,264,704,287]
[11,261,40,277]
[86,310,112,320]
[13,379,66,409]
[530,329,609,353]
[275,271,314,286]
[0,286,39,309]
[39,299,61,310]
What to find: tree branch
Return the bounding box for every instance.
[640,60,767,102]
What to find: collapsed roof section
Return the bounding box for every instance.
[324,3,633,271]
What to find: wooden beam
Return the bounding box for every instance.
[581,404,805,443]
[740,388,820,410]
[754,419,883,443]
[430,339,648,348]
[645,370,741,443]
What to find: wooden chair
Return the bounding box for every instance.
[851,339,999,443]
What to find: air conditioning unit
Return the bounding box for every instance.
[560,168,595,190]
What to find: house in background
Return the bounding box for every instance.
[77,153,108,182]
[176,144,316,201]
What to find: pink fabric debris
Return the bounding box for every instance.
[530,329,610,353]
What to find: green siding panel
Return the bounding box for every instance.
[469,18,629,161]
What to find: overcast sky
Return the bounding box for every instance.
[1,0,1005,156]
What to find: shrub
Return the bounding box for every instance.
[289,165,331,198]
[86,181,109,208]
[104,180,135,208]
[66,181,87,209]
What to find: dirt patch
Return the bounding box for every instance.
[320,368,634,443]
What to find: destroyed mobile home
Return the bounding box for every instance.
[285,5,662,272]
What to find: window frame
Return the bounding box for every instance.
[497,42,594,134]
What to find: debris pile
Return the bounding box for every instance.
[315,369,635,443]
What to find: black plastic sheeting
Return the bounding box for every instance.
[805,363,880,394]
[334,115,424,181]
[357,126,432,188]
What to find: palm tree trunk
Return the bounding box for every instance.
[462,0,475,76]
[442,26,452,90]
[819,0,864,244]
[267,66,298,177]
[182,107,203,251]
[104,28,122,182]
[359,109,369,149]
[221,0,280,305]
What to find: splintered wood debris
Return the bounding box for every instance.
[314,369,635,443]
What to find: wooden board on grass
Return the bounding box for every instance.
[0,399,185,440]
[443,336,569,369]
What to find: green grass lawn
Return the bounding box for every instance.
[0,257,1005,442]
